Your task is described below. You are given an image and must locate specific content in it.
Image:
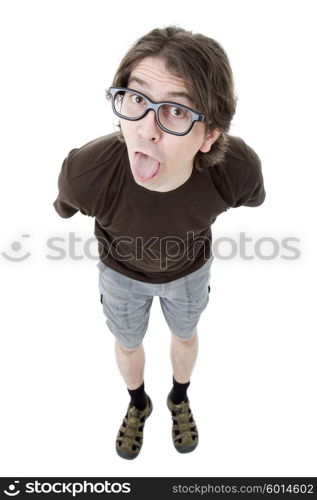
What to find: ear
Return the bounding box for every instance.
[199,128,221,153]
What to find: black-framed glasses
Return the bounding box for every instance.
[106,86,206,136]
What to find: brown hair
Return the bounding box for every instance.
[111,26,237,170]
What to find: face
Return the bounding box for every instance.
[119,56,220,191]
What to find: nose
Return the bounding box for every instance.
[136,109,162,142]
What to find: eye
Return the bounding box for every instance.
[131,94,144,104]
[171,106,185,117]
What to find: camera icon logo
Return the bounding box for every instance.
[3,481,20,496]
[1,235,31,262]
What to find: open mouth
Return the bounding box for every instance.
[131,152,161,182]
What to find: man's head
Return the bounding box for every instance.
[109,26,236,188]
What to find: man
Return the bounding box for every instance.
[53,26,265,460]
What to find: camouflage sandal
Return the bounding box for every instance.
[167,392,199,453]
[116,396,153,460]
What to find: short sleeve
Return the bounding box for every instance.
[232,146,266,208]
[53,148,90,218]
[210,136,266,209]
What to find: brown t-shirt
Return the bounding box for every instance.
[53,132,265,283]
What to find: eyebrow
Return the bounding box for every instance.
[128,76,192,102]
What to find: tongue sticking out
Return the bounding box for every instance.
[132,152,160,182]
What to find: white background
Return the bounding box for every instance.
[0,0,316,478]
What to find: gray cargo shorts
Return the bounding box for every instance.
[97,257,213,349]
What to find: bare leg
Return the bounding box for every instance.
[115,340,145,390]
[170,329,198,383]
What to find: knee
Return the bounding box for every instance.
[115,340,142,354]
[171,330,198,344]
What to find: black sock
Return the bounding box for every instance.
[128,382,147,410]
[170,376,190,404]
